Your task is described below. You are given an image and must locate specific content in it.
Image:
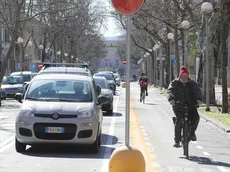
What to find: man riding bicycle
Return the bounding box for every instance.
[139,72,148,102]
[167,66,202,148]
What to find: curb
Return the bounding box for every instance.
[151,87,230,133]
[198,111,230,133]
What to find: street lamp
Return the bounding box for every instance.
[181,20,190,66]
[28,41,33,47]
[56,51,61,56]
[153,44,160,87]
[17,37,24,71]
[71,55,74,63]
[167,32,174,82]
[39,44,44,62]
[201,2,213,112]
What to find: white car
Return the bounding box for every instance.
[15,73,109,153]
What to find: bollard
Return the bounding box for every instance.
[109,145,145,172]
[121,82,126,88]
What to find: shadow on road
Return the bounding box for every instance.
[21,134,117,159]
[101,134,118,145]
[144,103,158,106]
[180,155,230,168]
[102,112,122,117]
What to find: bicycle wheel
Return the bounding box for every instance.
[142,92,145,103]
[183,121,189,159]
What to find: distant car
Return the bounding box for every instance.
[121,76,126,82]
[93,76,113,115]
[10,71,33,83]
[14,74,109,153]
[93,73,116,95]
[1,76,24,99]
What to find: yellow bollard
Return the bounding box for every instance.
[109,146,145,172]
[121,82,126,88]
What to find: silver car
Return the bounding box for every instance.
[14,74,109,153]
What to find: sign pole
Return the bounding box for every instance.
[125,15,131,146]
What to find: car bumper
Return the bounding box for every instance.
[16,115,100,145]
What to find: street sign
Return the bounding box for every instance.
[38,64,43,68]
[122,59,126,64]
[16,63,20,70]
[111,0,145,15]
[32,63,37,68]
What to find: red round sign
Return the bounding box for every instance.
[122,59,126,64]
[38,64,43,68]
[111,0,145,15]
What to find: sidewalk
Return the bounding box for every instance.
[151,87,230,133]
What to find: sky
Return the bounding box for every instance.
[100,0,122,37]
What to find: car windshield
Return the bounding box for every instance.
[94,78,107,89]
[94,74,113,80]
[22,75,31,82]
[2,76,23,85]
[25,79,92,102]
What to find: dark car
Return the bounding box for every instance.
[93,76,113,115]
[93,73,116,95]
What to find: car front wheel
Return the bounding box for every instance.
[15,138,26,153]
[90,133,101,154]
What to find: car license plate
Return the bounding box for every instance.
[45,127,64,133]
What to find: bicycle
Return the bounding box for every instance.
[172,103,199,159]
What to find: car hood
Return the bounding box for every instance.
[101,89,113,95]
[2,84,23,89]
[21,101,94,114]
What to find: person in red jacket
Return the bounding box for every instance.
[167,66,202,148]
[139,72,148,102]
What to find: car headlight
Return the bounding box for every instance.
[78,110,93,119]
[20,107,34,117]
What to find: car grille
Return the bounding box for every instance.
[34,114,78,119]
[34,123,77,140]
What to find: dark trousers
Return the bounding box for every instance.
[140,86,148,98]
[173,107,200,142]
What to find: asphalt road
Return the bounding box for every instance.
[0,84,230,172]
[0,88,126,172]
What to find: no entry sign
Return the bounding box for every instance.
[111,0,145,15]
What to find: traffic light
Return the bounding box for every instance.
[122,59,126,64]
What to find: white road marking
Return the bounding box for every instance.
[217,166,229,172]
[202,151,210,156]
[100,96,119,172]
[0,136,15,152]
[196,145,203,149]
[0,141,14,153]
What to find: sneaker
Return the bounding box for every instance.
[173,142,181,148]
[146,92,148,96]
[190,133,197,141]
[140,98,142,102]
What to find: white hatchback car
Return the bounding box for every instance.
[15,74,109,153]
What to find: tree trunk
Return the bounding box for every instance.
[220,10,229,113]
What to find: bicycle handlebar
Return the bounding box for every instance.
[173,103,199,111]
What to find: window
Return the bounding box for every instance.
[2,76,23,85]
[26,80,92,102]
[94,78,107,89]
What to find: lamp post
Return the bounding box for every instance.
[71,55,74,63]
[201,2,213,112]
[27,41,33,70]
[17,37,24,71]
[167,32,174,82]
[64,53,68,63]
[153,44,160,86]
[146,52,151,83]
[181,20,190,66]
[56,51,61,62]
[39,44,44,62]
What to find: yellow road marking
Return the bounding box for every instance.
[130,98,156,172]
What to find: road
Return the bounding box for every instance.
[0,85,230,172]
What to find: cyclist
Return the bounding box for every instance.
[167,66,202,148]
[139,72,148,102]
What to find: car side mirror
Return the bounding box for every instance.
[15,93,23,103]
[96,84,101,95]
[97,96,109,105]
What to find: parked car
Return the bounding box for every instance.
[93,73,116,95]
[93,76,113,115]
[10,71,33,83]
[14,74,109,153]
[1,76,24,99]
[38,67,92,76]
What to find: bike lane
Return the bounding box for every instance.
[130,83,230,172]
